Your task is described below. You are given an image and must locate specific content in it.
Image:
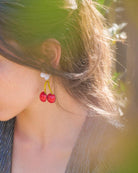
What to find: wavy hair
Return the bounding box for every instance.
[0,0,119,117]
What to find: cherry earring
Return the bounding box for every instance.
[39,72,56,103]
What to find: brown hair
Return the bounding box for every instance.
[0,1,123,172]
[60,0,118,116]
[0,0,119,117]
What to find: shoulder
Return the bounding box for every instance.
[83,114,125,153]
[85,115,126,172]
[82,114,125,140]
[65,114,126,172]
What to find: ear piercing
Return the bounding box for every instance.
[39,72,56,103]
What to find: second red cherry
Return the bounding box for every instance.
[47,93,56,103]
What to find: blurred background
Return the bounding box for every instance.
[95,0,138,172]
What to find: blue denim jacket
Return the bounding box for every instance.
[0,117,16,173]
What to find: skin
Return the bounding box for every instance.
[0,39,87,172]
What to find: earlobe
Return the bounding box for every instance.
[41,38,61,69]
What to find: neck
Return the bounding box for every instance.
[14,83,87,149]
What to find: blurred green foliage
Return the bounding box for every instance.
[95,0,113,5]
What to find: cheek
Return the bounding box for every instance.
[0,62,40,121]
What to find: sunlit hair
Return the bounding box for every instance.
[0,0,119,117]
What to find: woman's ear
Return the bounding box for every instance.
[41,38,61,68]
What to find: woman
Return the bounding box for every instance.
[0,0,123,172]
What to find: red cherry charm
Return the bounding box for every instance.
[40,91,47,102]
[47,93,56,103]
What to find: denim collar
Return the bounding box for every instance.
[0,117,16,173]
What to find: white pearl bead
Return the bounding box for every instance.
[40,72,50,80]
[40,72,45,78]
[44,74,50,80]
